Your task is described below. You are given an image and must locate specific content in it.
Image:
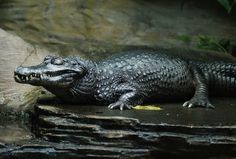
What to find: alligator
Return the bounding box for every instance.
[14,48,236,110]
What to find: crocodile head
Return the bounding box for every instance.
[14,55,86,88]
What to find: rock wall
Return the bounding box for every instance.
[0,29,53,112]
[0,0,235,56]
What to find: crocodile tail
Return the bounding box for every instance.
[199,62,236,95]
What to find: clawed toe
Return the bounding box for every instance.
[182,98,215,109]
[108,101,133,111]
[182,101,193,108]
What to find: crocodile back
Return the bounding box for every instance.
[97,49,194,100]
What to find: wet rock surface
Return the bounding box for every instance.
[1,97,236,158]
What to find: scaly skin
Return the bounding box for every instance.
[14,49,236,110]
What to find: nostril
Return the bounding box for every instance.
[14,66,22,73]
[51,57,63,65]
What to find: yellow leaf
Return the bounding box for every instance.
[133,105,162,111]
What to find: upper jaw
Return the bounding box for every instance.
[14,68,80,85]
[14,71,43,84]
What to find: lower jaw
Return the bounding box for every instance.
[15,79,40,85]
[15,79,28,84]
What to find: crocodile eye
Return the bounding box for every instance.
[51,57,64,65]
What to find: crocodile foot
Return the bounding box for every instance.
[108,101,133,111]
[183,96,215,109]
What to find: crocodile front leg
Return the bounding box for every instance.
[183,68,214,109]
[108,84,144,111]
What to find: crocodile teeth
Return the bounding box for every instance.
[15,75,20,81]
